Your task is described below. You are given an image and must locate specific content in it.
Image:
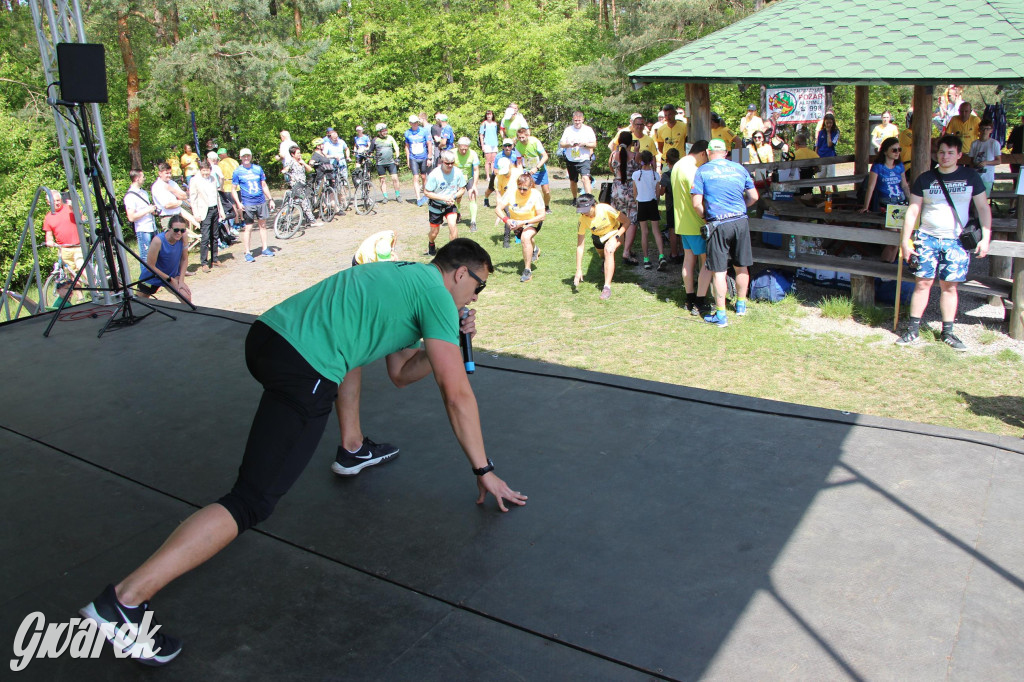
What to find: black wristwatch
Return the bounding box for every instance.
[473,459,495,476]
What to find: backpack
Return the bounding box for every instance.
[750,268,793,302]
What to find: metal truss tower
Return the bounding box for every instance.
[28,0,122,304]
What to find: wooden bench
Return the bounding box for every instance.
[748,217,1023,315]
[772,174,867,191]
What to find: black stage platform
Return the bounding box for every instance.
[2,304,1023,680]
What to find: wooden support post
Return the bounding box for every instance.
[854,86,870,175]
[910,85,933,184]
[1010,194,1024,340]
[850,275,874,308]
[686,83,711,143]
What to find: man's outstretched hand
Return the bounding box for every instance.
[476,473,527,512]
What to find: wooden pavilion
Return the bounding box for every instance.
[628,0,1024,337]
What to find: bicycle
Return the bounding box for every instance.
[273,188,306,239]
[312,176,338,223]
[350,155,377,216]
[42,256,80,310]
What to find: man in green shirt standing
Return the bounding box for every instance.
[79,239,526,667]
[454,136,481,231]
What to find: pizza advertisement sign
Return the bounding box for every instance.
[766,87,826,125]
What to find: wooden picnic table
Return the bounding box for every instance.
[748,215,1024,337]
[763,198,886,225]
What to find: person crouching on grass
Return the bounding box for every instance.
[573,193,632,300]
[495,172,545,282]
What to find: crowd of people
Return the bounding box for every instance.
[36,94,1017,349]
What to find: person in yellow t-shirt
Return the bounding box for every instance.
[608,114,658,159]
[654,104,687,160]
[180,144,200,181]
[944,102,981,160]
[897,126,913,168]
[710,113,737,150]
[216,148,240,225]
[165,147,182,182]
[790,133,820,184]
[671,140,710,314]
[573,193,632,300]
[351,230,397,266]
[746,131,774,167]
[495,172,545,283]
[870,111,900,152]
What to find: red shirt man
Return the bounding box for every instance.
[43,191,80,248]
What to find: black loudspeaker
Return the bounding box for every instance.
[56,43,108,103]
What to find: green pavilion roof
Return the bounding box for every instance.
[629,0,1024,86]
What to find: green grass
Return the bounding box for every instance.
[406,188,1024,439]
[818,295,853,320]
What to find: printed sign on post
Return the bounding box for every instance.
[766,87,827,125]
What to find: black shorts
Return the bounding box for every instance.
[513,221,542,238]
[429,200,458,224]
[704,217,753,272]
[138,282,162,295]
[377,162,398,176]
[591,233,616,250]
[636,199,660,222]
[566,159,592,182]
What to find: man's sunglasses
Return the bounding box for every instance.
[465,268,486,294]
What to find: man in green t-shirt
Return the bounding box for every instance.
[454,136,481,231]
[78,239,526,667]
[515,126,551,213]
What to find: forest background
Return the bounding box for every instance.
[2,0,1023,278]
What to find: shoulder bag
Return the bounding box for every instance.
[933,172,983,250]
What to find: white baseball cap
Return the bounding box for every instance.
[239,148,253,158]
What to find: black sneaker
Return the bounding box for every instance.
[483,198,490,208]
[570,198,577,207]
[426,242,437,256]
[643,260,652,270]
[502,225,511,249]
[331,437,399,476]
[79,584,182,666]
[657,257,667,272]
[895,330,921,346]
[941,332,967,352]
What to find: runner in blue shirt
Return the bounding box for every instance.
[230,148,277,263]
[690,138,758,327]
[405,115,433,206]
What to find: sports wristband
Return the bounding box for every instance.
[501,216,509,224]
[473,458,494,476]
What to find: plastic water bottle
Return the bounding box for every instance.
[788,235,797,259]
[824,187,833,213]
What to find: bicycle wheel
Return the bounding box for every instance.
[354,181,376,215]
[336,180,351,212]
[322,187,337,222]
[274,203,302,239]
[42,272,61,310]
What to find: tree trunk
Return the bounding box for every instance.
[610,0,617,35]
[169,1,181,43]
[116,11,142,169]
[293,2,302,38]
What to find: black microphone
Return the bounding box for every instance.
[459,307,474,374]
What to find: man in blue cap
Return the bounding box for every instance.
[690,138,758,327]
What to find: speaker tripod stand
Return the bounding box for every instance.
[43,102,196,338]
